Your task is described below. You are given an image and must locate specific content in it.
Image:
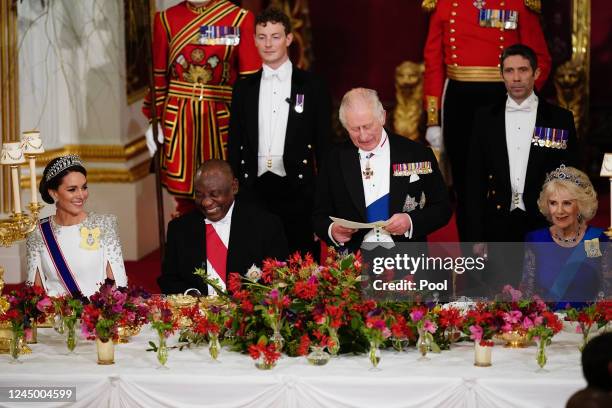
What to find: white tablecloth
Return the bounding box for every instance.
[1,327,586,408]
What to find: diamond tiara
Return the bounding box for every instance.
[45,155,84,182]
[544,164,586,188]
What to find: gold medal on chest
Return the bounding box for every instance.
[80,226,101,250]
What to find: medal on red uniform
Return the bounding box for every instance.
[198,25,241,46]
[478,9,519,30]
[473,0,486,9]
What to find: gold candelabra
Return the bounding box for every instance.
[0,130,45,353]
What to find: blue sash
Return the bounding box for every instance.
[548,227,600,301]
[39,218,84,298]
[366,194,389,222]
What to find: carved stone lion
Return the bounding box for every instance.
[554,60,585,132]
[393,61,424,141]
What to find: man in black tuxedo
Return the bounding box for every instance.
[228,8,331,256]
[158,160,288,295]
[312,88,451,253]
[466,44,578,290]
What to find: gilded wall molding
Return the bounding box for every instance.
[20,157,151,187]
[33,137,148,164]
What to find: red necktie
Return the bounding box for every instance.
[205,223,227,283]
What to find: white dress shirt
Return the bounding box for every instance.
[505,91,538,211]
[203,202,234,293]
[359,131,393,244]
[258,60,292,177]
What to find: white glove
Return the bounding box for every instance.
[425,126,443,151]
[145,123,164,157]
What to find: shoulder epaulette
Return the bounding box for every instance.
[422,0,438,13]
[524,0,542,14]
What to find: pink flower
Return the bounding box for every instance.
[522,317,534,330]
[423,320,437,334]
[501,323,512,332]
[36,297,52,312]
[575,325,583,334]
[469,325,483,342]
[410,310,424,322]
[268,289,279,301]
[503,310,522,324]
[533,316,543,326]
[503,285,522,302]
[382,327,392,339]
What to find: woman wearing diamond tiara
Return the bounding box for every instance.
[26,155,128,298]
[520,165,610,306]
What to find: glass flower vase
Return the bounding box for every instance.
[9,329,22,364]
[327,327,340,356]
[25,320,37,344]
[65,320,77,353]
[53,313,65,335]
[417,327,430,361]
[271,320,284,353]
[536,338,548,371]
[368,340,381,370]
[157,332,169,368]
[254,355,276,370]
[306,345,330,366]
[208,332,221,361]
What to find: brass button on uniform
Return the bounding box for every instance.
[302,159,308,164]
[451,11,457,16]
[496,204,501,210]
[488,174,493,180]
[451,45,457,50]
[450,28,456,33]
[450,37,456,42]
[499,36,504,41]
[452,54,457,59]
[450,19,455,24]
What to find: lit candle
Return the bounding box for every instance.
[20,131,44,206]
[11,165,22,214]
[29,156,37,205]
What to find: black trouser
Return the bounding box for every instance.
[443,80,507,241]
[254,172,317,257]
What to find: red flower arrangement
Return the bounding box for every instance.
[80,280,129,342]
[462,303,500,346]
[565,301,610,350]
[2,285,53,338]
[248,337,281,369]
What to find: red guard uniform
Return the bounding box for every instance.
[422,0,551,240]
[143,0,261,197]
